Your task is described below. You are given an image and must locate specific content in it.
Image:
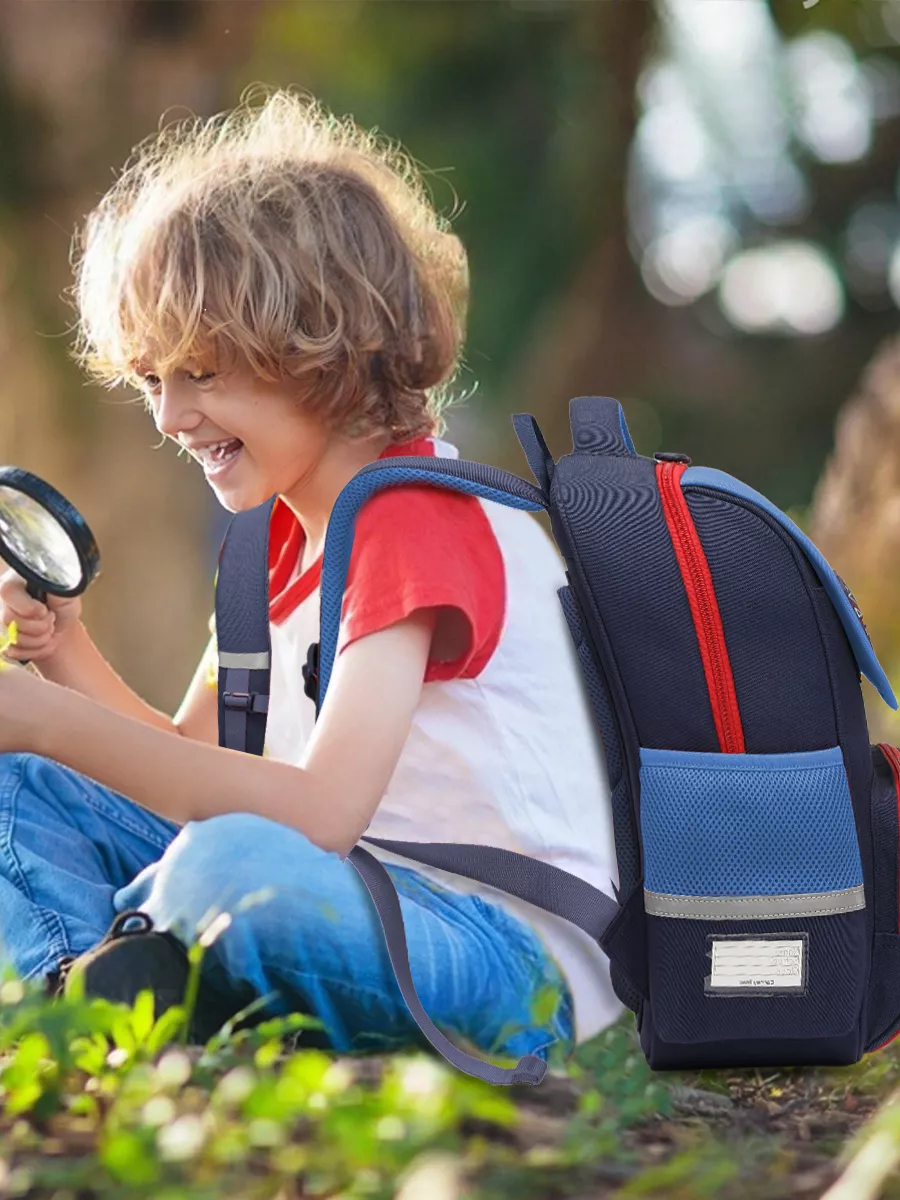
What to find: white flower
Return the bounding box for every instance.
[157,1114,207,1162]
[155,1050,192,1088]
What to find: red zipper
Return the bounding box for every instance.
[869,744,900,1052]
[656,461,745,754]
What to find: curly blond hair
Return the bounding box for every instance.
[69,85,470,442]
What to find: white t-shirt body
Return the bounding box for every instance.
[209,434,623,1044]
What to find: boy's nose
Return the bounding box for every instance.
[154,379,200,439]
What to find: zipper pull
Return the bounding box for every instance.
[654,451,692,464]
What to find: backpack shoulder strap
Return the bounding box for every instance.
[347,845,549,1086]
[211,479,560,1084]
[213,459,623,1087]
[215,496,276,755]
[349,838,621,1086]
[358,837,618,942]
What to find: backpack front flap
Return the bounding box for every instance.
[548,395,897,1070]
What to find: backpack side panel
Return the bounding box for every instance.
[550,450,873,1069]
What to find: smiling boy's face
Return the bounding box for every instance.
[139,357,334,514]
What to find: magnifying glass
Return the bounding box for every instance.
[0,467,101,666]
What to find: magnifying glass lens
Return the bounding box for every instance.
[0,485,83,589]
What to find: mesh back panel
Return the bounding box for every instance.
[557,584,638,895]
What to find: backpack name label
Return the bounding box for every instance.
[706,935,807,994]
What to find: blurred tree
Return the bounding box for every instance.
[496,0,900,513]
[809,330,900,742]
[2,0,900,718]
[0,0,275,713]
[238,0,900,518]
[241,0,635,453]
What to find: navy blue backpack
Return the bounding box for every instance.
[214,395,900,1087]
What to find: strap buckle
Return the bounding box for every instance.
[302,641,320,703]
[222,691,268,713]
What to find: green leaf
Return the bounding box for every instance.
[66,1092,99,1118]
[100,1129,161,1186]
[529,982,564,1028]
[131,989,157,1045]
[69,1033,108,1077]
[109,1009,137,1054]
[5,1079,42,1116]
[254,1038,283,1070]
[146,1005,188,1057]
[63,966,86,1003]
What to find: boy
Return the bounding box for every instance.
[0,87,620,1061]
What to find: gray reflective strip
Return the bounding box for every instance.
[644,884,865,921]
[219,651,270,670]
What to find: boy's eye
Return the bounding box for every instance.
[138,370,215,392]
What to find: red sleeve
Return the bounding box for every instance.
[336,484,506,682]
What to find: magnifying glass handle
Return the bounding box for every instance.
[25,579,47,605]
[18,579,48,667]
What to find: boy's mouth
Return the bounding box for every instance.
[194,438,244,477]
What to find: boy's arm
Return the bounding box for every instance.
[298,607,440,854]
[36,620,183,735]
[36,620,220,745]
[33,608,439,856]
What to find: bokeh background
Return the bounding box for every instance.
[3,0,900,740]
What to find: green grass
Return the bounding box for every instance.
[5,951,900,1199]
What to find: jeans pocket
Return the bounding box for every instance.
[640,745,867,1051]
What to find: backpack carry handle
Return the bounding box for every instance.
[569,396,638,457]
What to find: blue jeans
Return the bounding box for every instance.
[0,752,575,1061]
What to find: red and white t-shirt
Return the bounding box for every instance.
[207,434,621,1044]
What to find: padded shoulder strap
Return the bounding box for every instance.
[316,455,545,707]
[213,460,621,1086]
[214,497,275,755]
[570,396,638,457]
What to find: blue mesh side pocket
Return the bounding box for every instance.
[639,745,867,1053]
[641,746,863,900]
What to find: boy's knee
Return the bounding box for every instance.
[139,812,343,933]
[174,812,337,874]
[154,813,275,896]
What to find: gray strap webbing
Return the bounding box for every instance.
[346,845,548,1086]
[360,836,619,943]
[222,666,250,752]
[511,412,554,497]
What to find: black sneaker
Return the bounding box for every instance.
[50,910,237,1044]
[44,953,77,999]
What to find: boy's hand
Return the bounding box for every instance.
[0,568,82,662]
